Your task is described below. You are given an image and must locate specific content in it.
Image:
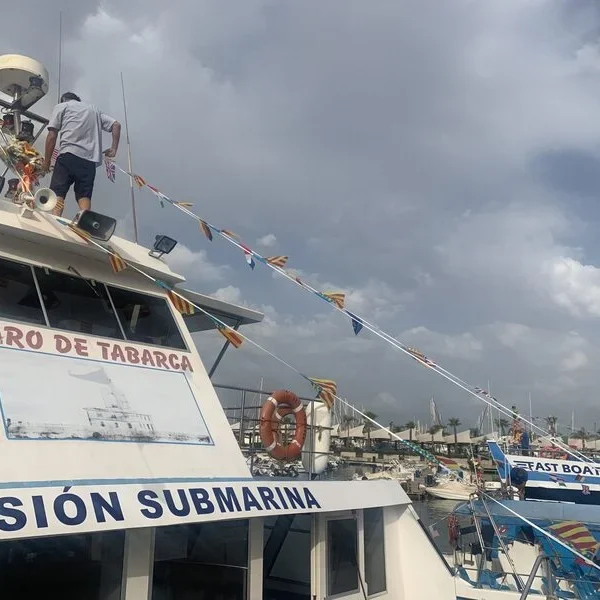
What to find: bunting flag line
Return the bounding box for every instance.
[108,252,127,273]
[47,219,600,570]
[167,290,195,315]
[174,202,193,208]
[200,220,213,241]
[104,159,116,182]
[244,251,256,270]
[309,378,337,409]
[266,256,288,268]
[101,159,590,464]
[217,324,244,348]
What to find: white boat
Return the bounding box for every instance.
[0,52,591,600]
[425,479,478,500]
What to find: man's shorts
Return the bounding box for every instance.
[50,152,96,200]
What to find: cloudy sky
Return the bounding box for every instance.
[5,0,600,434]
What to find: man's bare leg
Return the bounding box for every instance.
[77,197,91,211]
[52,197,65,217]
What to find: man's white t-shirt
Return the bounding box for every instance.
[49,100,116,166]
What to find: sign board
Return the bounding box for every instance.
[0,320,251,485]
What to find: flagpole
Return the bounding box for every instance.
[120,72,139,244]
[57,12,62,102]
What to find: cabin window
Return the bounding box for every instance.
[0,257,45,325]
[327,517,359,597]
[364,508,386,595]
[264,514,311,600]
[152,519,248,599]
[106,286,186,350]
[0,530,124,599]
[34,267,123,339]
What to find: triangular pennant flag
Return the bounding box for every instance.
[217,324,243,348]
[347,311,363,335]
[104,159,116,182]
[174,201,193,208]
[322,292,345,309]
[147,183,160,194]
[167,291,195,315]
[133,174,146,188]
[109,252,127,273]
[266,256,288,268]
[244,251,256,270]
[221,229,238,238]
[200,220,213,241]
[68,224,91,242]
[309,378,336,410]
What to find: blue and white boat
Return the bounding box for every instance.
[488,440,600,505]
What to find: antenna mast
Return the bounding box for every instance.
[57,12,62,102]
[120,72,139,244]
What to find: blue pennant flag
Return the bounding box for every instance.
[244,251,256,270]
[348,312,363,335]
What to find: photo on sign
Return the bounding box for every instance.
[0,347,212,445]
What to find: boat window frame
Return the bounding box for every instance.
[324,512,362,599]
[0,253,190,352]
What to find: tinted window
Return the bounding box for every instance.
[153,520,248,600]
[327,518,358,597]
[34,267,123,338]
[107,286,186,350]
[364,508,386,595]
[0,530,124,600]
[0,258,45,325]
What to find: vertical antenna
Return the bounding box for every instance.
[120,72,139,244]
[57,11,63,102]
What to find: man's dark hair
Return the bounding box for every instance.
[60,92,81,103]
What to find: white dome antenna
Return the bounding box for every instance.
[0,54,49,111]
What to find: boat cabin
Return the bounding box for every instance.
[0,197,459,599]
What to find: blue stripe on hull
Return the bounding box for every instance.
[526,486,600,505]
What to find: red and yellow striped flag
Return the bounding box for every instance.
[200,220,213,241]
[266,256,288,268]
[310,378,337,409]
[68,224,91,242]
[217,325,243,348]
[133,174,146,188]
[548,521,600,558]
[167,291,195,315]
[174,201,193,208]
[323,292,345,309]
[109,252,127,273]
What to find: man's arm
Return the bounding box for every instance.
[103,121,121,159]
[42,129,58,172]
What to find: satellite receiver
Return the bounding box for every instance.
[0,54,49,193]
[0,55,49,112]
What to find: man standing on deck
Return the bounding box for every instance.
[42,92,121,216]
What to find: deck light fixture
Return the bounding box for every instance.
[149,235,177,258]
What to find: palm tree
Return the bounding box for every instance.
[448,418,461,446]
[428,424,443,443]
[341,415,356,448]
[573,427,588,450]
[495,418,510,436]
[363,410,378,448]
[405,421,416,442]
[545,415,558,436]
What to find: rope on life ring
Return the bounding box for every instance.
[260,389,307,461]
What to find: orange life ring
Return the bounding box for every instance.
[260,389,307,461]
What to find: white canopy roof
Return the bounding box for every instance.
[443,430,472,444]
